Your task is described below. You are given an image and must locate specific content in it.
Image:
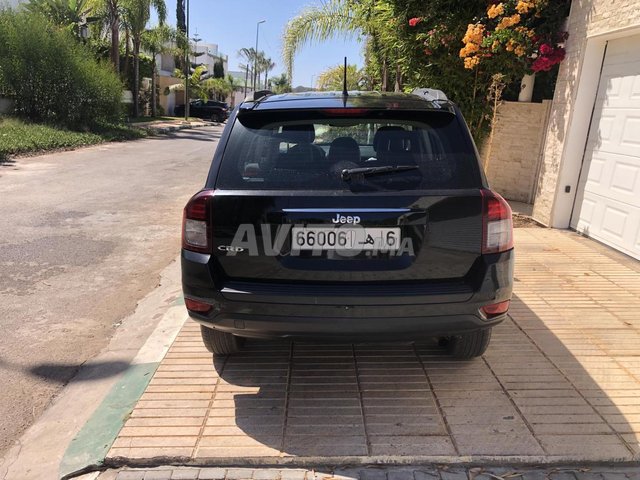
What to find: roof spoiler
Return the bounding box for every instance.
[244,90,274,102]
[411,88,448,101]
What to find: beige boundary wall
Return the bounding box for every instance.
[532,0,640,226]
[481,100,552,204]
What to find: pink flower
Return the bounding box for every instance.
[409,17,422,27]
[539,43,553,55]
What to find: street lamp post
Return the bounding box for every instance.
[253,20,265,93]
[184,0,190,120]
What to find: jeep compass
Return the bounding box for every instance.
[181,91,514,359]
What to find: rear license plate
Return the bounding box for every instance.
[292,227,400,251]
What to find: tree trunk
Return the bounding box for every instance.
[133,40,140,118]
[151,54,157,117]
[381,58,388,92]
[110,13,120,74]
[394,62,402,93]
[264,70,268,90]
[243,67,249,96]
[123,28,130,81]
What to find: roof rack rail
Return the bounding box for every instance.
[412,88,448,101]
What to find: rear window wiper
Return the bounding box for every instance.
[341,165,419,181]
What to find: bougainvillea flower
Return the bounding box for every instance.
[539,43,553,55]
[409,17,422,27]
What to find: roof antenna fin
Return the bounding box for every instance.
[342,56,348,98]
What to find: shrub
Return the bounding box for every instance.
[0,9,123,128]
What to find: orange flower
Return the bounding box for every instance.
[464,56,480,69]
[496,14,521,30]
[487,3,504,19]
[516,1,535,14]
[491,40,500,51]
[514,46,526,57]
[463,23,485,45]
[459,42,480,58]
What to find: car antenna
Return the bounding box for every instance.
[342,56,348,106]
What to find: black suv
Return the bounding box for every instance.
[181,91,513,359]
[175,99,229,122]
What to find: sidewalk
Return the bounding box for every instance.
[101,228,640,467]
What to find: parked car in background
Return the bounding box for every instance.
[181,90,514,359]
[174,99,229,122]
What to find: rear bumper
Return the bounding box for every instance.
[181,249,514,340]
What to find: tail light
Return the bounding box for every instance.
[182,190,215,253]
[481,189,513,254]
[481,300,510,318]
[185,298,213,314]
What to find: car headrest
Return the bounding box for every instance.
[279,124,315,144]
[328,137,360,161]
[374,128,423,154]
[373,126,406,152]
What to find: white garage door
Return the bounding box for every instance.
[571,34,640,260]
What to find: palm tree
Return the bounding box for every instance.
[166,65,208,100]
[282,0,398,91]
[142,24,175,116]
[238,47,256,95]
[316,63,365,91]
[261,57,276,90]
[25,0,92,37]
[122,0,167,117]
[281,0,358,83]
[270,73,291,94]
[88,0,122,73]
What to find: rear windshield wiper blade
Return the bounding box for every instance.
[341,165,419,181]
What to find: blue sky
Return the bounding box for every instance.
[159,0,364,87]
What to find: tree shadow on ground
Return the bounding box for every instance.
[208,291,638,460]
[0,356,130,384]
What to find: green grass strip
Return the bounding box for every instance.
[0,116,145,160]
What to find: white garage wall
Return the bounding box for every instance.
[532,0,640,229]
[571,35,640,259]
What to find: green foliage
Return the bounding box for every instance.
[282,0,567,144]
[0,9,123,128]
[24,0,91,38]
[316,64,365,91]
[282,0,359,82]
[167,65,232,101]
[270,73,292,94]
[0,116,145,159]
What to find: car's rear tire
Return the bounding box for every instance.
[200,325,242,355]
[447,328,492,359]
[211,114,220,123]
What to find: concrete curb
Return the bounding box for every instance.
[0,259,185,480]
[135,122,214,134]
[102,455,640,471]
[59,304,187,479]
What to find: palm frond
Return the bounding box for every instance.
[281,0,358,81]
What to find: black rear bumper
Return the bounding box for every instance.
[181,249,514,340]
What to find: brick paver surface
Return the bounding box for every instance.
[107,466,640,480]
[107,229,640,463]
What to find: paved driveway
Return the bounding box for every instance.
[107,228,640,464]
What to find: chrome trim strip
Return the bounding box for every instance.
[283,208,411,213]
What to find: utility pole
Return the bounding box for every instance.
[253,20,265,93]
[184,0,190,120]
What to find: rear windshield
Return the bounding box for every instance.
[215,110,481,192]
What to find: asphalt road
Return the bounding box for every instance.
[0,126,221,457]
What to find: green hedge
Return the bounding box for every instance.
[0,9,123,128]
